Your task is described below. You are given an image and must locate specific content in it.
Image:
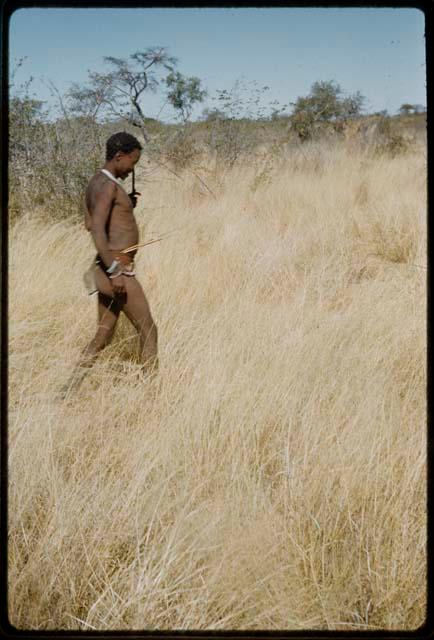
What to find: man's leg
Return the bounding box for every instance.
[60,270,122,397]
[80,292,122,365]
[80,266,123,365]
[122,276,158,374]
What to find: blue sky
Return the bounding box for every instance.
[9,7,426,122]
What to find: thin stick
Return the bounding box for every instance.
[121,238,163,254]
[120,227,184,254]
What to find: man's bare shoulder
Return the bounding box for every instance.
[86,173,117,210]
[88,172,117,194]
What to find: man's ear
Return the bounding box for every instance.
[114,151,123,161]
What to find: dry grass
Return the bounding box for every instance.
[8,140,427,631]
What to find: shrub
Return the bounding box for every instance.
[148,126,203,171]
[372,116,412,158]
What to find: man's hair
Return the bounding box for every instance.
[106,132,142,161]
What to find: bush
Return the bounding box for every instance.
[148,126,203,171]
[203,118,262,167]
[372,116,412,158]
[10,102,106,221]
[290,80,365,142]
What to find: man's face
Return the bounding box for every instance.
[115,148,141,180]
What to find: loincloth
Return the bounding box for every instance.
[83,254,136,296]
[95,254,136,277]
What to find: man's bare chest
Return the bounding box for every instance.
[109,201,137,229]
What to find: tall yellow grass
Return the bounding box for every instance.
[8,141,426,630]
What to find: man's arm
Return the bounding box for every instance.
[90,181,118,269]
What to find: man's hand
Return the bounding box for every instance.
[110,274,126,296]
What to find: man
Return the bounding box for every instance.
[63,132,158,396]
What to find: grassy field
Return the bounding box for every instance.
[8,139,427,630]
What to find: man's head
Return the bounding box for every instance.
[106,132,142,180]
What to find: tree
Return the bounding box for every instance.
[399,103,415,116]
[290,80,365,140]
[399,103,425,115]
[165,71,207,122]
[66,48,196,142]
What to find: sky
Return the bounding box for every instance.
[8,7,427,122]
